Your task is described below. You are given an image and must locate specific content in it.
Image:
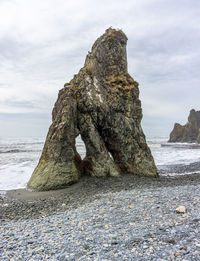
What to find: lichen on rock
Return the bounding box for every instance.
[27,28,157,191]
[169,109,200,143]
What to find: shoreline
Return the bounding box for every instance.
[1,171,200,221]
[2,160,200,198]
[2,161,200,201]
[4,171,200,200]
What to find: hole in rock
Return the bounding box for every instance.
[75,134,86,159]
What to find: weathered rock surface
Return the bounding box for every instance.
[169,109,200,143]
[28,28,157,191]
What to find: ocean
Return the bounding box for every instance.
[1,136,200,191]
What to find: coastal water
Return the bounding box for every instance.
[1,136,200,190]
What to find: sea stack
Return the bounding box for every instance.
[27,28,157,191]
[169,109,200,143]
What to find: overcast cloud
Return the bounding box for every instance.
[0,0,200,137]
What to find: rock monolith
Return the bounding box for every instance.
[169,109,200,143]
[27,28,157,191]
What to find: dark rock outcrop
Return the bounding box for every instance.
[27,28,157,191]
[169,109,200,143]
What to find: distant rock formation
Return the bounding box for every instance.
[27,28,157,191]
[169,109,200,143]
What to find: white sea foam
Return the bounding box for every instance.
[0,137,44,191]
[0,136,200,190]
[148,137,200,166]
[0,136,86,190]
[165,170,200,177]
[0,163,34,190]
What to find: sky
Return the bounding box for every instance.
[0,0,200,138]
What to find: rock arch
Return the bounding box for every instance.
[27,28,157,191]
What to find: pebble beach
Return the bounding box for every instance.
[1,163,200,261]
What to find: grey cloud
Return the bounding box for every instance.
[0,0,200,137]
[2,99,38,109]
[0,38,32,60]
[0,112,51,137]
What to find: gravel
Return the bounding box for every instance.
[0,165,200,260]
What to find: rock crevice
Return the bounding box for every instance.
[28,28,157,191]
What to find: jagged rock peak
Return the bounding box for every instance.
[84,28,128,77]
[169,109,200,143]
[27,28,157,191]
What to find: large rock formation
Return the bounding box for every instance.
[169,109,200,143]
[27,28,157,191]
